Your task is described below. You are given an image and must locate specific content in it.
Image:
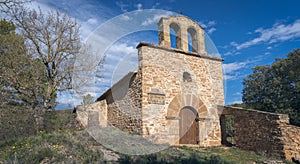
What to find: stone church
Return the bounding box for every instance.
[76,15,300,160]
[78,15,224,146]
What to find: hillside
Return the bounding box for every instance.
[0,107,291,163]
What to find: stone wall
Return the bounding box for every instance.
[100,71,142,134]
[282,124,300,160]
[76,101,107,128]
[137,42,224,146]
[77,71,142,134]
[221,106,300,161]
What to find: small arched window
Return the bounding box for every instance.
[170,28,176,48]
[188,32,193,52]
[183,72,192,82]
[170,23,181,49]
[187,27,198,52]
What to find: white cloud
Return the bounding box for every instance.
[223,56,265,81]
[207,21,216,26]
[142,11,173,26]
[267,46,272,50]
[56,91,76,109]
[223,61,248,73]
[30,1,112,40]
[198,20,217,35]
[230,41,238,47]
[223,50,240,56]
[234,92,242,96]
[26,1,52,13]
[235,19,300,50]
[223,51,233,56]
[135,3,143,11]
[87,18,98,25]
[229,100,243,104]
[152,2,160,9]
[198,20,216,29]
[116,1,128,12]
[222,60,257,81]
[224,75,238,80]
[108,43,137,54]
[120,15,131,20]
[207,27,216,34]
[100,43,138,88]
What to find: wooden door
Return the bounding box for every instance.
[179,107,198,144]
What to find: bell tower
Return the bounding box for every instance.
[158,16,206,54]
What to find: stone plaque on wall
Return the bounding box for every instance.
[148,88,165,105]
[148,93,165,105]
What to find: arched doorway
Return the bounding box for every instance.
[179,106,199,144]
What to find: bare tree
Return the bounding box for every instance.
[11,7,81,109]
[72,44,106,103]
[0,0,30,13]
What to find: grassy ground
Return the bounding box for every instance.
[0,130,106,163]
[0,106,79,146]
[118,146,288,164]
[0,130,290,163]
[0,107,292,163]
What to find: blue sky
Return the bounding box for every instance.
[30,0,300,108]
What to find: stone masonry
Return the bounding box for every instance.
[76,15,224,147]
[97,71,142,134]
[221,106,300,161]
[137,42,224,145]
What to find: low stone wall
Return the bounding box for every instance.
[76,101,107,128]
[282,125,300,160]
[221,106,300,161]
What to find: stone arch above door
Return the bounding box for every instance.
[167,94,208,119]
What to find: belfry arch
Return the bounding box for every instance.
[169,22,181,49]
[187,27,198,52]
[158,15,206,54]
